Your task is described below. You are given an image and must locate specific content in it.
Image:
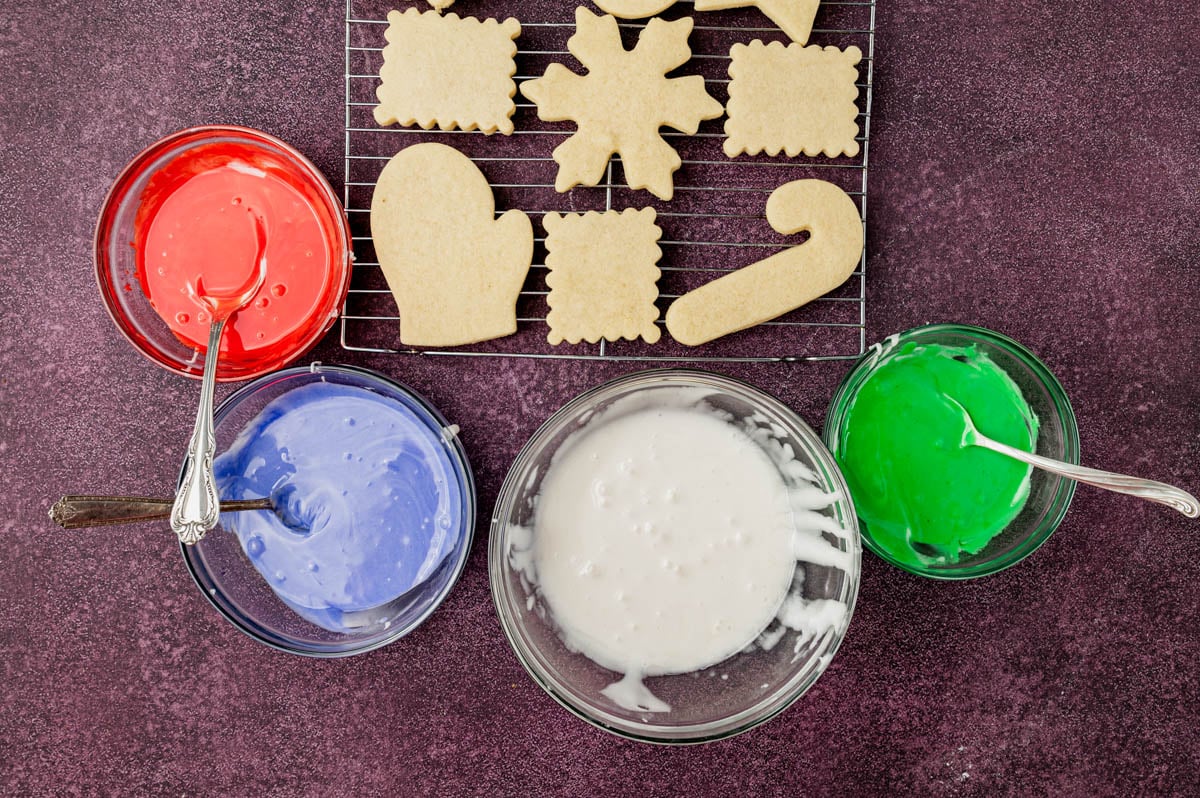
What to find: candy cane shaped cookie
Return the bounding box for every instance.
[665,179,863,346]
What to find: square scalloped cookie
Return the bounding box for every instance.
[374,9,520,135]
[724,41,862,158]
[544,209,663,345]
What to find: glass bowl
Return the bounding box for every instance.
[823,323,1079,579]
[182,363,475,656]
[95,125,352,382]
[490,369,861,744]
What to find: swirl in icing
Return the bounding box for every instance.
[214,382,464,632]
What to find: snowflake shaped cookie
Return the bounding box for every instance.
[521,7,724,201]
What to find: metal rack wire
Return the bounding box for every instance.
[343,0,875,362]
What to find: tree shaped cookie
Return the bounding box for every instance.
[370,143,533,347]
[521,8,724,201]
[374,9,520,135]
[695,0,822,45]
[544,209,663,345]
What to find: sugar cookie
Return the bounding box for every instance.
[370,143,534,347]
[695,0,822,45]
[664,180,862,346]
[544,209,663,345]
[374,9,521,135]
[521,8,724,201]
[724,41,861,158]
[593,0,676,18]
[426,0,455,9]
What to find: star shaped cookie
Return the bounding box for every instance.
[695,0,822,45]
[521,7,724,201]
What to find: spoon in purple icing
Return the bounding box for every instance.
[51,495,273,529]
[49,491,312,533]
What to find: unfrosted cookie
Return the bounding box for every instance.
[374,9,520,135]
[521,8,724,201]
[695,0,822,44]
[426,0,454,9]
[593,0,676,18]
[665,180,862,346]
[544,209,663,345]
[724,41,861,158]
[370,143,533,347]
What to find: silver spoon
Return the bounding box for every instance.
[51,492,312,534]
[170,211,270,545]
[52,495,273,529]
[948,398,1198,518]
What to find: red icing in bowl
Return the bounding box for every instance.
[96,126,351,381]
[134,143,332,359]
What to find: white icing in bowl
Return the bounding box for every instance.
[491,370,861,743]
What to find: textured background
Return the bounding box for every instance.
[1,1,1198,796]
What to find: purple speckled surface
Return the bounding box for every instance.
[2,1,1198,795]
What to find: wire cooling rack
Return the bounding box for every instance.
[343,0,875,362]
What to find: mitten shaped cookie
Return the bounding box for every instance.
[370,143,533,346]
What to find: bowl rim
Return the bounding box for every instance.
[488,367,862,744]
[180,362,477,658]
[94,124,353,383]
[822,322,1080,580]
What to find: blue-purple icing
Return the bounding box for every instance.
[214,381,463,632]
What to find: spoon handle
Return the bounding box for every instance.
[170,318,227,545]
[50,495,273,530]
[976,436,1199,518]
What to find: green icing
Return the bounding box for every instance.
[833,342,1039,567]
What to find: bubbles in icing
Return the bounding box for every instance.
[214,382,464,632]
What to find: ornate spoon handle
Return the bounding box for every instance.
[50,495,273,529]
[170,318,227,545]
[975,435,1199,518]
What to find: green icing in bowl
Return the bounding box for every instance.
[832,341,1040,567]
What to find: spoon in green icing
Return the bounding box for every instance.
[948,398,1198,518]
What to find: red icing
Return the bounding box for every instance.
[132,141,340,361]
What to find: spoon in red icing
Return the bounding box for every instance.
[170,210,269,545]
